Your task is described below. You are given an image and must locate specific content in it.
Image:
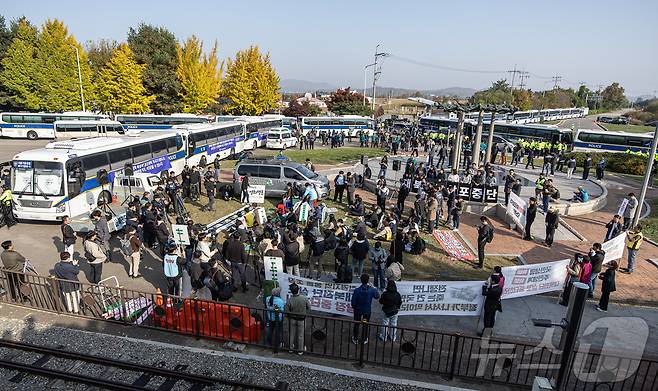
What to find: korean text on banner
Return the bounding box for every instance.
[602,233,626,264]
[248,185,265,203]
[396,280,484,316]
[500,259,570,299]
[264,256,283,281]
[507,192,527,228]
[279,273,357,316]
[171,224,190,245]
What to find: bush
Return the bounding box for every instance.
[566,151,648,175]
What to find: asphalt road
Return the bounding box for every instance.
[0,138,50,164]
[557,109,629,130]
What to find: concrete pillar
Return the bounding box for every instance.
[472,110,484,166]
[485,119,496,164]
[451,111,465,171]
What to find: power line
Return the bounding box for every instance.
[551,75,562,89]
[387,54,506,74]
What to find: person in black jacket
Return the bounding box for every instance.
[224,232,248,292]
[396,180,410,216]
[61,216,77,257]
[475,216,493,269]
[544,207,559,247]
[582,154,592,180]
[378,280,402,342]
[283,232,301,276]
[596,261,617,312]
[53,251,81,314]
[334,238,349,275]
[588,243,606,298]
[203,176,216,211]
[350,232,370,277]
[479,275,503,337]
[155,215,170,258]
[523,197,538,241]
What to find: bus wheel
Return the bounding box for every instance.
[98,190,112,206]
[27,131,38,140]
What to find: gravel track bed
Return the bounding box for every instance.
[0,316,432,390]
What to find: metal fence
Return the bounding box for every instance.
[0,270,656,390]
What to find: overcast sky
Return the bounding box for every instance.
[4,0,657,96]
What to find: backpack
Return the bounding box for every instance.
[203,269,220,291]
[486,228,494,243]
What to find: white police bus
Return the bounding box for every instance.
[0,112,108,140]
[115,114,210,131]
[54,119,125,138]
[573,129,653,153]
[299,115,374,136]
[174,121,245,166]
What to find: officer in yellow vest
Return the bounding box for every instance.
[622,225,643,274]
[535,173,545,197]
[0,187,17,228]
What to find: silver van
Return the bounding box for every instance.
[233,158,330,199]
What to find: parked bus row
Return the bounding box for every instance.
[9,120,256,222]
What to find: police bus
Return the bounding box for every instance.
[0,112,108,140]
[115,114,211,131]
[419,117,573,144]
[573,129,653,153]
[299,115,374,136]
[54,119,125,138]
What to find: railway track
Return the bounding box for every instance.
[0,339,288,390]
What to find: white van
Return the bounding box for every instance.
[266,127,296,149]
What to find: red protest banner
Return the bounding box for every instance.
[433,230,475,261]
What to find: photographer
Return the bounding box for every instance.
[479,274,503,337]
[223,232,248,292]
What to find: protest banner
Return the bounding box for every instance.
[506,192,527,228]
[264,256,284,281]
[247,185,265,203]
[396,280,484,316]
[617,198,629,217]
[602,233,626,264]
[500,259,570,299]
[278,273,357,316]
[433,230,475,261]
[277,274,484,317]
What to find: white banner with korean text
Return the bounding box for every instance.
[277,274,484,317]
[501,259,570,299]
[602,232,626,264]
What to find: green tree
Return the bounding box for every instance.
[471,79,513,106]
[575,85,591,107]
[0,18,39,110]
[222,46,280,115]
[176,35,222,113]
[95,43,154,113]
[326,87,372,116]
[601,82,627,110]
[0,15,17,110]
[128,24,181,113]
[86,39,118,76]
[512,89,532,111]
[32,19,94,111]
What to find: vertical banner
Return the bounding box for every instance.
[507,192,527,228]
[264,256,284,281]
[171,224,190,245]
[602,233,626,264]
[500,259,570,299]
[617,198,629,217]
[298,202,310,222]
[255,207,267,225]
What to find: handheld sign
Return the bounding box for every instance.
[248,185,266,204]
[264,256,284,281]
[171,224,190,245]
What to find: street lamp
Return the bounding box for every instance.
[72,45,86,112]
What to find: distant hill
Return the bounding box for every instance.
[280,79,477,98]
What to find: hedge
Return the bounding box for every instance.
[564,152,648,176]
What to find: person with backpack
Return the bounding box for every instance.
[53,251,81,314]
[61,216,76,257]
[283,232,302,276]
[351,274,380,345]
[204,259,232,301]
[284,283,311,355]
[475,216,493,269]
[350,232,370,277]
[163,245,185,296]
[189,250,205,291]
[588,243,605,298]
[544,206,560,248]
[378,280,402,342]
[83,231,106,284]
[369,241,388,289]
[265,287,285,348]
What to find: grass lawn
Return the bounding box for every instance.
[601,123,654,133]
[542,120,561,125]
[251,147,388,165]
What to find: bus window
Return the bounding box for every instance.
[150,139,167,156]
[82,153,109,177]
[131,144,152,163]
[166,137,177,152]
[109,147,132,169]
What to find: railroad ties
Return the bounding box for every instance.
[0,338,288,390]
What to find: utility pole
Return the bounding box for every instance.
[363,62,376,106]
[507,64,520,90]
[518,71,529,90]
[634,124,658,228]
[371,44,389,112]
[552,75,562,90]
[73,46,85,112]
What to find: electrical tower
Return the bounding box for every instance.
[552,75,562,89]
